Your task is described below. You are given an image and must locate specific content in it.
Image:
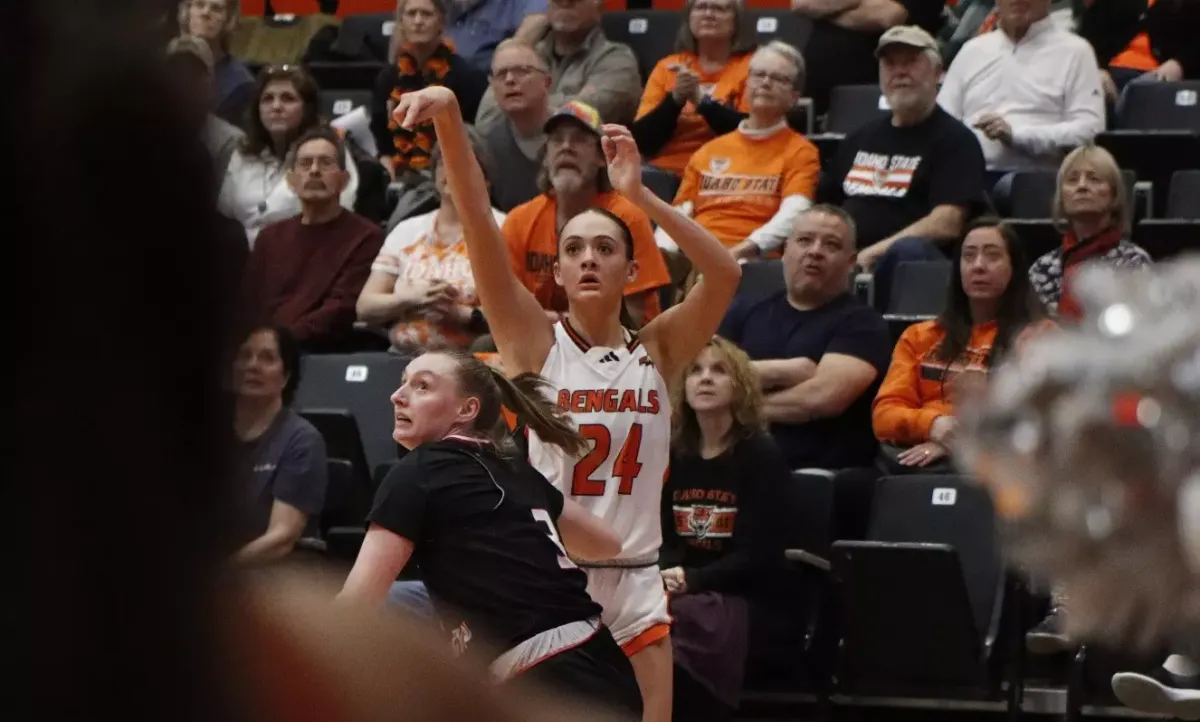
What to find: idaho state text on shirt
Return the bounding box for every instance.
[695,170,784,213]
[671,488,738,548]
[843,151,924,198]
[555,388,661,415]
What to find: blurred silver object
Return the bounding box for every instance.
[955,255,1200,649]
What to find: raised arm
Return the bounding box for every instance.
[598,125,741,380]
[393,88,553,374]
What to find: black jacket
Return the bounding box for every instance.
[1078,0,1200,79]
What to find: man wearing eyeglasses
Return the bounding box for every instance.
[659,42,821,262]
[473,0,640,132]
[242,128,384,353]
[478,40,554,211]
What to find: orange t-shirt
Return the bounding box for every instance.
[674,126,820,248]
[1110,0,1160,72]
[501,191,671,320]
[636,52,753,175]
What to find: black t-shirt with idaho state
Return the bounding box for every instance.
[659,432,791,599]
[719,292,891,470]
[368,437,602,656]
[817,105,987,248]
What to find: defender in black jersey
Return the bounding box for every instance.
[339,350,643,718]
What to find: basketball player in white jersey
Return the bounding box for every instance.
[393,87,742,721]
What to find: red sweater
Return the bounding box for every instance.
[242,210,383,346]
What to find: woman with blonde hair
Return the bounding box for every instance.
[372,0,486,181]
[179,0,254,125]
[1028,145,1151,322]
[660,336,790,721]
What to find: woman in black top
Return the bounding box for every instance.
[339,349,642,717]
[661,336,790,722]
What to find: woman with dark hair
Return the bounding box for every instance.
[661,336,789,722]
[339,349,642,718]
[232,324,329,565]
[372,0,487,182]
[218,66,361,246]
[872,218,1047,473]
[631,0,755,174]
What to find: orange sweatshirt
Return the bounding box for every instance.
[872,320,997,445]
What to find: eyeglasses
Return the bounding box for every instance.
[262,64,303,77]
[490,65,546,82]
[749,68,795,87]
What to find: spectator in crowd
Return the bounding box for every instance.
[357,138,503,353]
[632,0,755,175]
[1078,0,1199,112]
[179,0,254,126]
[218,66,361,247]
[501,102,672,326]
[166,35,245,186]
[241,129,384,352]
[656,42,820,260]
[872,218,1044,474]
[791,0,945,118]
[662,336,789,722]
[474,0,641,130]
[1028,146,1151,321]
[442,0,549,71]
[372,0,488,183]
[817,26,986,313]
[719,205,891,470]
[938,0,1105,182]
[478,40,554,211]
[231,324,328,565]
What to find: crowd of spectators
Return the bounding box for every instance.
[178,0,1199,715]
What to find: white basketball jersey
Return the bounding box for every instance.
[528,320,671,561]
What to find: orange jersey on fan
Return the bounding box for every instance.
[673,127,820,248]
[636,52,753,174]
[501,191,671,319]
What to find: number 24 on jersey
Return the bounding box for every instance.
[571,423,644,497]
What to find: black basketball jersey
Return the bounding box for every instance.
[368,437,603,656]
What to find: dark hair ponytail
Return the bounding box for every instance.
[486,368,586,457]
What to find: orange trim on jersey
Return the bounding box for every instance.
[621,622,671,658]
[626,334,642,354]
[561,317,592,353]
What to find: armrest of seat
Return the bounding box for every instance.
[325,525,367,559]
[295,537,328,554]
[785,548,831,572]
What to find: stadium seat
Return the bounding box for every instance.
[745,9,813,52]
[1116,81,1200,131]
[743,469,837,697]
[885,260,949,318]
[293,352,408,475]
[301,408,375,522]
[319,88,372,119]
[642,165,681,203]
[1098,131,1199,218]
[830,475,1013,704]
[736,258,785,300]
[331,11,393,63]
[600,10,682,82]
[823,84,888,135]
[1167,169,1200,219]
[1135,219,1200,259]
[1003,220,1059,270]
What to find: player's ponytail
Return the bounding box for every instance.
[486,367,587,458]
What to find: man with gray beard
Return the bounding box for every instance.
[816,25,988,311]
